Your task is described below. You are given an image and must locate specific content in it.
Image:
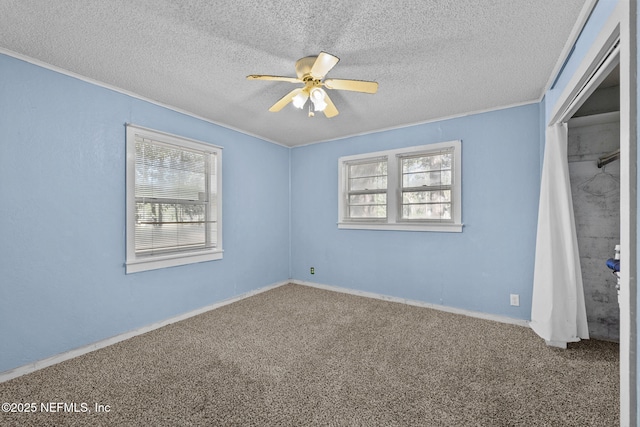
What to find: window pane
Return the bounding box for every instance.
[402,190,451,204]
[402,153,452,188]
[402,203,451,220]
[136,140,207,201]
[402,153,452,173]
[349,193,387,206]
[349,176,388,191]
[403,170,451,187]
[349,204,387,219]
[348,159,387,191]
[135,202,214,254]
[349,160,387,178]
[349,193,387,218]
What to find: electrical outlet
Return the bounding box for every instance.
[310,267,315,275]
[510,294,520,307]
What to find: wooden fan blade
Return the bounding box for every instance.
[247,75,301,84]
[324,79,378,94]
[322,92,339,118]
[269,88,304,112]
[310,52,340,80]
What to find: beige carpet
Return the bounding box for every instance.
[0,284,619,426]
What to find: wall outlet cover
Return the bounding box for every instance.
[510,294,520,307]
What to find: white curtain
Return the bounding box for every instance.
[530,123,589,345]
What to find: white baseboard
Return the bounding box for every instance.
[291,279,531,328]
[0,280,289,383]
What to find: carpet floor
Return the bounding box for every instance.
[0,283,619,426]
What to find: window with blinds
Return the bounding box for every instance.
[345,157,388,220]
[126,125,222,273]
[338,141,462,232]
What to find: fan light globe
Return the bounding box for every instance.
[292,92,308,109]
[310,88,327,112]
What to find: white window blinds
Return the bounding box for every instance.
[133,135,218,260]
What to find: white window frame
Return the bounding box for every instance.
[125,124,223,273]
[338,141,462,232]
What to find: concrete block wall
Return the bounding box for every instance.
[568,115,620,341]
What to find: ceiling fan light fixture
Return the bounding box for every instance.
[292,92,308,109]
[248,51,378,118]
[310,88,327,112]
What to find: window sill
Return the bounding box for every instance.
[126,249,223,274]
[338,222,463,233]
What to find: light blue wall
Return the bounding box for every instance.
[0,54,290,372]
[290,104,541,319]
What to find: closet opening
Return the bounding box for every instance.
[567,64,620,342]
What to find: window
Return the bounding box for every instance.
[345,157,388,220]
[338,141,462,232]
[400,150,453,221]
[125,124,222,273]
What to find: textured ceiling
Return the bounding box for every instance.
[0,0,590,147]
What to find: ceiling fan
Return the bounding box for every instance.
[247,52,378,118]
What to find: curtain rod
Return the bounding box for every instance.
[597,148,620,168]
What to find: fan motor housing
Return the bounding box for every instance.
[295,56,319,80]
